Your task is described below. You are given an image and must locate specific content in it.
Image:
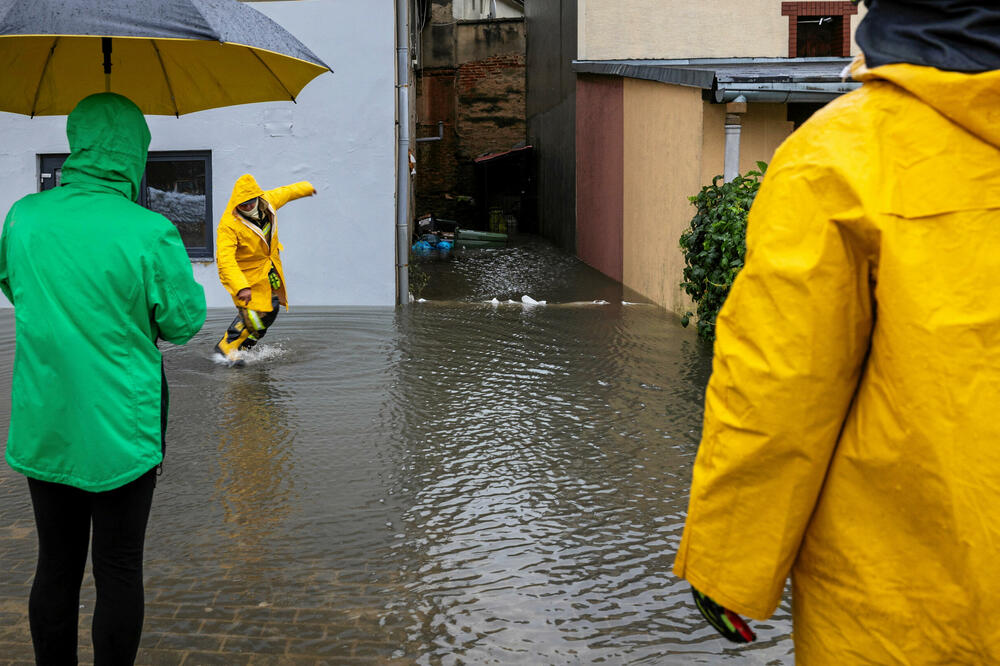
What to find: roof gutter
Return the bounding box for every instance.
[711,82,859,104]
[572,59,861,104]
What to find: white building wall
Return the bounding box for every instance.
[0,0,397,308]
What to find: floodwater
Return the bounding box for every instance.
[0,236,793,663]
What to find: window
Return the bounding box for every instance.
[781,2,858,58]
[454,0,493,20]
[39,151,213,260]
[797,16,843,57]
[142,152,213,259]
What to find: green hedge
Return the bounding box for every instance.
[679,162,767,343]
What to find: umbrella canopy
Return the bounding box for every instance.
[0,0,332,116]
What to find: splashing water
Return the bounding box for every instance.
[210,343,287,366]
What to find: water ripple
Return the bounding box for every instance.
[0,238,793,662]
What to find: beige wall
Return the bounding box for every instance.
[620,80,796,317]
[701,103,726,185]
[579,0,866,60]
[621,79,703,314]
[738,104,794,174]
[700,102,794,182]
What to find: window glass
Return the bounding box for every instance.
[145,155,212,258]
[38,152,213,259]
[39,156,64,189]
[797,16,843,57]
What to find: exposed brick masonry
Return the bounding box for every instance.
[457,55,525,93]
[416,52,526,222]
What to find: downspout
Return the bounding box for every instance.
[395,0,411,304]
[723,96,746,183]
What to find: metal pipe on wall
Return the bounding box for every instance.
[723,120,742,183]
[395,0,411,304]
[415,121,444,142]
[723,95,746,183]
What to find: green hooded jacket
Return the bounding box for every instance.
[0,93,207,492]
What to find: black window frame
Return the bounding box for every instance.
[38,150,214,260]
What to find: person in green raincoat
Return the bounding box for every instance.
[674,1,1000,661]
[0,93,206,663]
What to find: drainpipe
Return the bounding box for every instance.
[723,96,747,183]
[395,0,411,304]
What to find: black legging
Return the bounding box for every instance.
[27,468,156,666]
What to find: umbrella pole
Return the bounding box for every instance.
[103,37,112,92]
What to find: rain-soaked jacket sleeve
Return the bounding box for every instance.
[0,207,14,305]
[149,223,206,344]
[673,140,876,620]
[264,181,314,210]
[216,222,250,298]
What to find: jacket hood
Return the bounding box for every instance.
[852,57,1000,149]
[60,93,150,202]
[225,174,267,217]
[856,0,1000,73]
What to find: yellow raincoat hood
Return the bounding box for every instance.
[225,173,266,215]
[675,60,1000,663]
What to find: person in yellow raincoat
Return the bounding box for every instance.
[674,1,1000,661]
[214,174,315,363]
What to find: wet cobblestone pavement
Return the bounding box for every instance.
[0,476,409,664]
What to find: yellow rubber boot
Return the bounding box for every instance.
[214,327,250,362]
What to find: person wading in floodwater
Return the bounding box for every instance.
[214,174,315,366]
[673,0,1000,661]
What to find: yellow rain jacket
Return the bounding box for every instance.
[674,58,1000,663]
[216,174,314,311]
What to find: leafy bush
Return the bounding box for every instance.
[679,162,767,342]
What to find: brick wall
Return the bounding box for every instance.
[454,52,526,207]
[415,16,526,225]
[414,71,461,220]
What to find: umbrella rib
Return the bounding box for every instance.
[248,47,296,103]
[30,37,60,118]
[150,40,180,117]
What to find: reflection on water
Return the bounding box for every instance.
[0,236,793,662]
[214,363,296,567]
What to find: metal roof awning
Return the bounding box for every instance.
[475,144,533,164]
[571,57,861,103]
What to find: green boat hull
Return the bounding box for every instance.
[454,238,507,249]
[455,228,508,243]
